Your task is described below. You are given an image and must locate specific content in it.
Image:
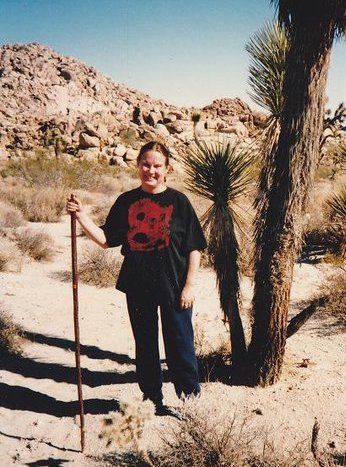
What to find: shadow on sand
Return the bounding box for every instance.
[0,382,120,417]
[0,349,139,387]
[23,330,136,365]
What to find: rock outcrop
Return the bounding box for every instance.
[0,42,265,165]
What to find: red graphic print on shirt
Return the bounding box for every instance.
[127,198,174,251]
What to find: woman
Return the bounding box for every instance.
[66,141,207,416]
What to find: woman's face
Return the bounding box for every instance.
[138,150,168,192]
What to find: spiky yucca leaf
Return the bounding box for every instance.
[184,141,253,227]
[327,186,346,220]
[246,21,288,116]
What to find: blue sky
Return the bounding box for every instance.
[0,0,345,111]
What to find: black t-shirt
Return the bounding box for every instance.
[100,186,207,304]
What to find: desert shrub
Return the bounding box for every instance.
[0,302,24,354]
[78,245,122,287]
[153,400,309,467]
[0,186,66,222]
[1,151,122,192]
[0,201,25,228]
[0,237,23,272]
[319,272,346,327]
[301,187,345,263]
[13,228,56,261]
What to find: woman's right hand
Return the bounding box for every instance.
[66,194,85,218]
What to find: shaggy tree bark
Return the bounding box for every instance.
[248,6,339,386]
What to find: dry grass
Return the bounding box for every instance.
[0,236,23,272]
[194,324,231,383]
[0,185,66,222]
[0,302,24,354]
[78,245,122,287]
[0,201,25,228]
[13,228,56,262]
[319,271,346,327]
[1,152,123,192]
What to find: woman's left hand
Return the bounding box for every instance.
[180,284,195,310]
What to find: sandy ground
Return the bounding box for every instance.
[0,214,345,466]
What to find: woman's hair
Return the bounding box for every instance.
[137,141,170,167]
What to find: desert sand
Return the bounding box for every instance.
[0,213,345,466]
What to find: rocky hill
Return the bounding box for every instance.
[0,43,264,165]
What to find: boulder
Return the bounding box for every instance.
[194,121,208,138]
[84,122,108,140]
[252,111,268,127]
[111,155,128,167]
[220,122,248,138]
[124,148,138,161]
[205,118,218,130]
[166,123,180,135]
[79,132,100,148]
[144,111,162,127]
[59,68,74,81]
[77,148,100,160]
[163,113,177,124]
[113,144,127,157]
[154,123,170,137]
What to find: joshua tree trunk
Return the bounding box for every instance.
[249,13,336,386]
[209,209,247,369]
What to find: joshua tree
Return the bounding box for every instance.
[184,141,253,369]
[249,0,346,385]
[191,111,202,142]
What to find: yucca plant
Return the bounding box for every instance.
[184,141,253,369]
[327,185,346,220]
[247,21,288,117]
[326,185,346,259]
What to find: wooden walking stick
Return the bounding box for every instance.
[69,193,85,452]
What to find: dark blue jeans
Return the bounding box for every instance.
[126,290,200,403]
